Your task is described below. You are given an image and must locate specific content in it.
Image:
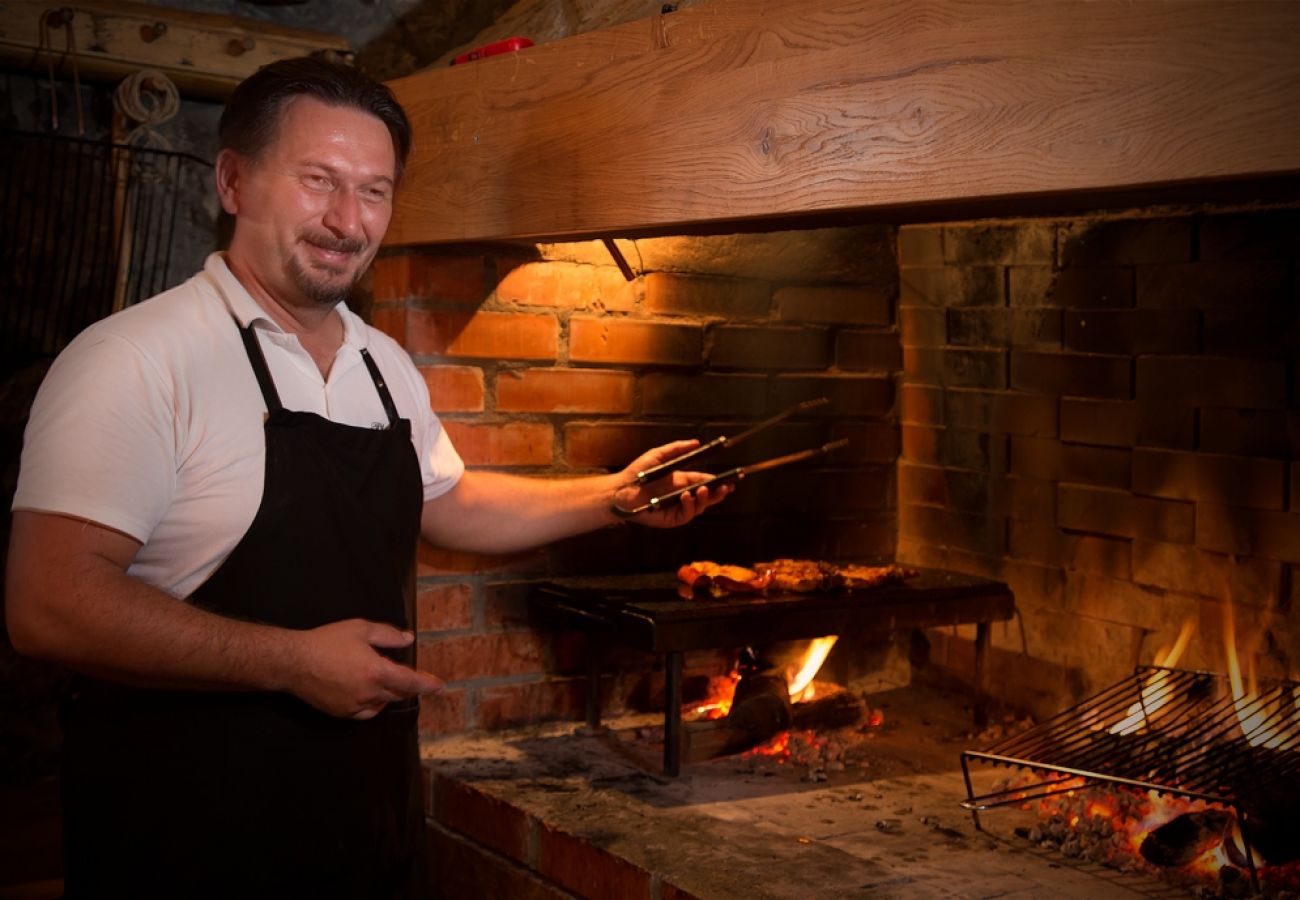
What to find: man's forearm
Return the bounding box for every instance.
[419,470,621,554]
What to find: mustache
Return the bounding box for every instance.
[299,231,366,254]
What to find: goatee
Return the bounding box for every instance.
[290,232,368,307]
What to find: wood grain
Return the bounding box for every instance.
[385,0,1300,245]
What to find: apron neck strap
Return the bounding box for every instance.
[239,322,283,413]
[359,348,400,427]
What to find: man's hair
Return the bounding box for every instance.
[218,57,412,181]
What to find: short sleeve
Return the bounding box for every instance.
[13,330,177,543]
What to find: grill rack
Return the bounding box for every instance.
[960,666,1300,891]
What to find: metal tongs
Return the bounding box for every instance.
[610,397,848,518]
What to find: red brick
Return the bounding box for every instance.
[1199,208,1300,261]
[1134,496,1195,545]
[770,374,894,418]
[1010,436,1063,480]
[944,388,1057,436]
[831,422,900,462]
[497,368,634,414]
[496,260,635,310]
[443,422,553,467]
[900,266,1002,307]
[416,542,547,578]
[1064,308,1198,355]
[661,881,707,900]
[418,688,467,739]
[773,285,891,325]
[1005,476,1057,523]
[432,774,531,863]
[1010,351,1132,399]
[563,422,691,468]
[897,225,943,265]
[900,384,944,426]
[416,582,474,632]
[371,305,406,345]
[941,348,1006,388]
[1136,260,1289,309]
[944,222,1053,265]
[1062,574,1196,634]
[1198,408,1298,458]
[1132,540,1282,604]
[946,308,1062,349]
[836,329,902,371]
[1196,504,1300,563]
[707,325,829,369]
[482,581,537,628]
[903,346,943,385]
[1071,530,1133,580]
[643,272,769,318]
[570,318,702,366]
[936,428,1009,473]
[475,680,587,730]
[421,365,484,412]
[417,631,548,681]
[1010,266,1134,309]
[900,505,1005,556]
[942,468,1003,514]
[1061,444,1130,489]
[1058,217,1192,266]
[407,310,558,360]
[371,253,486,303]
[641,373,766,417]
[1008,518,1063,566]
[900,306,946,347]
[901,424,941,464]
[1133,449,1286,510]
[1203,305,1300,356]
[1136,397,1196,449]
[1059,398,1136,447]
[426,821,569,900]
[1057,485,1134,537]
[1136,357,1287,409]
[538,822,653,900]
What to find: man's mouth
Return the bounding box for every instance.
[301,234,366,268]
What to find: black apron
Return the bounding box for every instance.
[60,322,426,899]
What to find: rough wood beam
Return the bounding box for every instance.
[385,0,1300,245]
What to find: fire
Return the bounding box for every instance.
[1222,601,1294,749]
[1108,619,1194,735]
[788,636,838,702]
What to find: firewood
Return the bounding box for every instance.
[791,691,866,731]
[1139,810,1233,867]
[727,670,792,737]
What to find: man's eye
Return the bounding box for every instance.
[302,174,332,190]
[362,188,392,203]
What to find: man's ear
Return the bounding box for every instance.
[214,148,243,216]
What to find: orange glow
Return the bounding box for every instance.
[1222,602,1292,749]
[1109,619,1194,736]
[788,636,838,702]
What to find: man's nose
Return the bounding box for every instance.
[322,187,363,237]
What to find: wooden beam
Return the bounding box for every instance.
[0,0,349,100]
[384,0,1300,246]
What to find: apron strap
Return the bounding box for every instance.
[238,320,401,428]
[360,347,400,428]
[239,323,283,413]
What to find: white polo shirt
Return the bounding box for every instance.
[14,253,464,599]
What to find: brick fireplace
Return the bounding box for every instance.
[371,202,1299,745]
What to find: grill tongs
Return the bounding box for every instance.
[610,397,847,518]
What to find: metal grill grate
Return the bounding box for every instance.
[961,666,1300,888]
[0,129,211,366]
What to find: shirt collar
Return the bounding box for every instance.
[204,252,369,350]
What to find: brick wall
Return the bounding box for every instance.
[369,227,900,740]
[897,208,1300,714]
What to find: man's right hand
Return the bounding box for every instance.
[289,619,443,720]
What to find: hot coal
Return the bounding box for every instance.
[1140,810,1235,867]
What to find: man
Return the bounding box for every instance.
[5,58,726,898]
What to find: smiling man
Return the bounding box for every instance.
[5,58,726,899]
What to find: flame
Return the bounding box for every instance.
[1109,619,1194,735]
[788,636,838,702]
[1223,602,1291,749]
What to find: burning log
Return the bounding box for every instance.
[1139,809,1234,867]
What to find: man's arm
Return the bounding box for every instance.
[420,439,731,554]
[5,511,441,719]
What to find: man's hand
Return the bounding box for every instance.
[288,619,443,720]
[611,439,734,528]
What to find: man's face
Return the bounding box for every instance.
[220,96,397,310]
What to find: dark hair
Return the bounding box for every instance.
[218,57,412,181]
